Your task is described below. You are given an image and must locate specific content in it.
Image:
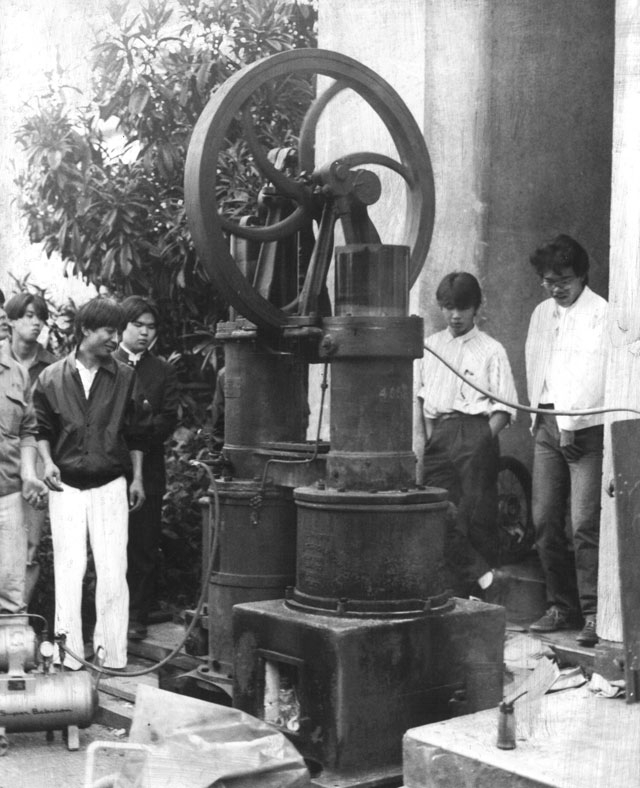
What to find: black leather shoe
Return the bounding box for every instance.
[576,616,598,646]
[529,606,573,633]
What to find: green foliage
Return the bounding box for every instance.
[14,0,317,362]
[15,0,317,613]
[159,425,215,608]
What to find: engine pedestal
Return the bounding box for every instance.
[233,598,504,785]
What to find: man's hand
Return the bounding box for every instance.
[22,477,48,510]
[43,461,64,491]
[560,429,582,460]
[128,479,145,512]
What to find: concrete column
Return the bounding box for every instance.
[599,1,640,643]
[318,0,614,465]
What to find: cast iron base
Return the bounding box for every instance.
[232,597,505,785]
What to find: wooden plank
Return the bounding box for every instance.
[611,418,640,701]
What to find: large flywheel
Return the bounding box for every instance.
[185,48,435,333]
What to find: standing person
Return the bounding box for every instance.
[113,296,178,641]
[525,234,607,647]
[5,292,56,603]
[417,272,518,600]
[0,300,48,614]
[33,297,148,669]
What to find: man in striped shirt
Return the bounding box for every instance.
[417,272,517,600]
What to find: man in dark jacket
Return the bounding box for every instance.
[114,296,179,641]
[33,297,148,669]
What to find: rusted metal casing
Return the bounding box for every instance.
[217,322,309,479]
[320,316,422,490]
[204,480,297,670]
[233,598,505,779]
[290,487,449,616]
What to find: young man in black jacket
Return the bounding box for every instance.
[114,296,179,641]
[34,298,148,669]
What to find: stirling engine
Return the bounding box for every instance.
[185,49,505,787]
[0,614,98,754]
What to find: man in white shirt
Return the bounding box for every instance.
[525,234,607,647]
[417,272,517,600]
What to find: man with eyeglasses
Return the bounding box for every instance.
[525,234,608,646]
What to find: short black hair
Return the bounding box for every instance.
[74,297,124,344]
[0,288,4,307]
[120,295,160,326]
[5,292,49,322]
[435,272,482,311]
[529,234,589,280]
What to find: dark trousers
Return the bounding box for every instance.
[423,414,500,595]
[127,493,163,625]
[532,414,603,619]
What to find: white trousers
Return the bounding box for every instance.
[49,476,129,669]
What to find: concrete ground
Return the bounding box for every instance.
[0,623,185,788]
[0,724,127,788]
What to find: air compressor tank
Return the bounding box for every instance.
[0,670,97,734]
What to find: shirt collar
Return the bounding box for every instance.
[118,342,145,365]
[69,350,118,375]
[551,284,591,319]
[445,324,480,343]
[0,340,10,369]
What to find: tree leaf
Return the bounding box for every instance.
[46,149,63,170]
[128,84,151,115]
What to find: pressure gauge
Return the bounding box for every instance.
[39,640,55,660]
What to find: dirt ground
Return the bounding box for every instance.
[0,723,128,788]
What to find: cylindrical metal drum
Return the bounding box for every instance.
[0,671,97,732]
[216,325,309,478]
[289,486,451,617]
[204,480,297,668]
[319,315,424,491]
[334,244,409,317]
[327,357,415,490]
